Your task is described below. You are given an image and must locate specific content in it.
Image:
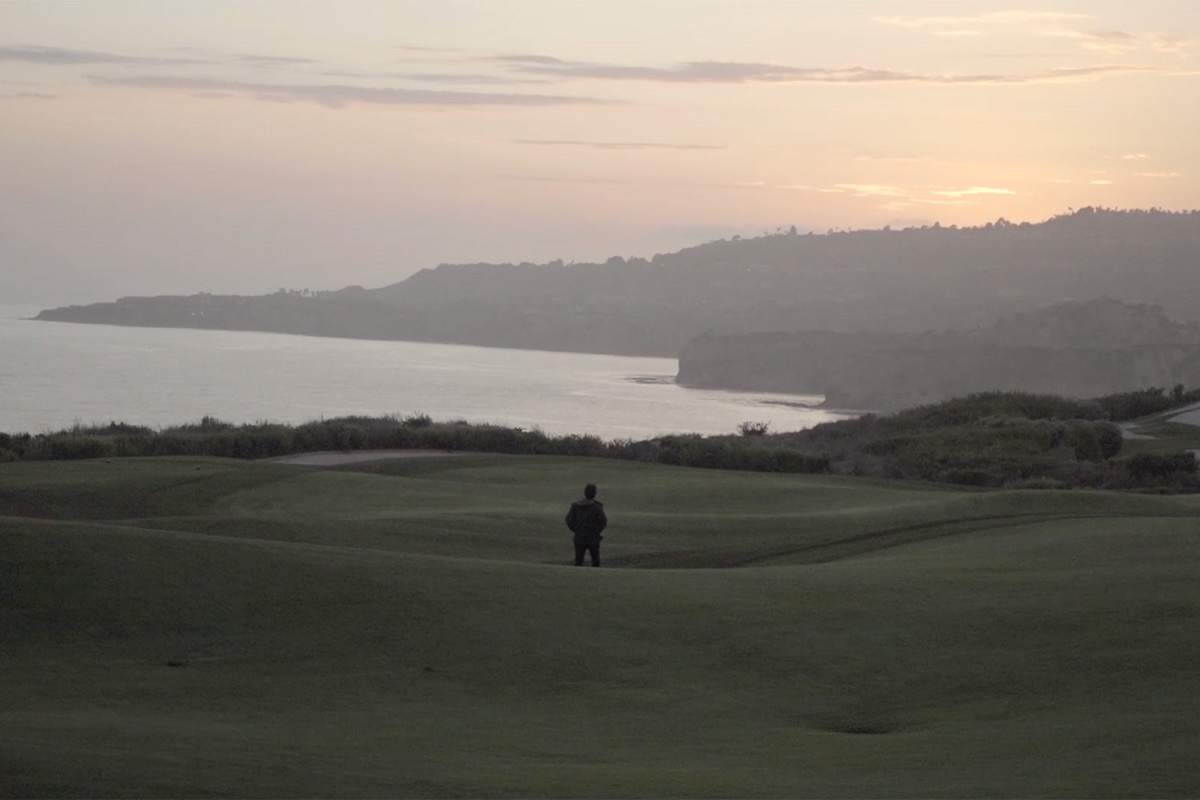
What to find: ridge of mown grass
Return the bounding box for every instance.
[2,454,1199,796]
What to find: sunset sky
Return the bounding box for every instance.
[3,0,1198,305]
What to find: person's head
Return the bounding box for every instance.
[584,483,597,500]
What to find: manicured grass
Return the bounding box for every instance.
[2,455,1199,797]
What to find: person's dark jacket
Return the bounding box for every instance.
[565,498,607,544]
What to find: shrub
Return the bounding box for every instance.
[70,421,154,436]
[1092,387,1200,422]
[1004,476,1066,490]
[1122,451,1198,480]
[166,415,234,434]
[46,436,110,460]
[738,421,770,437]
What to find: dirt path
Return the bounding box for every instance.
[266,450,469,466]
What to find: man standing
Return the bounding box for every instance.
[565,483,607,567]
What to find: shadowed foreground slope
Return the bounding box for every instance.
[2,455,1199,797]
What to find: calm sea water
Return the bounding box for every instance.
[0,305,847,440]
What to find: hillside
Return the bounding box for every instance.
[3,455,1200,797]
[34,207,1200,358]
[678,299,1200,410]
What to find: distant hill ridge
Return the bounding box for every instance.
[36,207,1200,359]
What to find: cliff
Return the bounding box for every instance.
[676,300,1200,411]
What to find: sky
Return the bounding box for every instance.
[2,0,1199,305]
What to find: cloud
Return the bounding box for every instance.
[1135,171,1182,178]
[483,54,1190,86]
[1041,28,1197,55]
[487,54,571,66]
[834,184,910,197]
[875,11,1091,29]
[512,139,725,150]
[324,70,532,85]
[930,186,1017,197]
[0,44,205,66]
[1090,179,1114,185]
[1121,153,1152,160]
[1,91,56,99]
[90,75,616,108]
[236,54,323,66]
[831,183,1016,203]
[909,197,980,205]
[496,173,720,188]
[396,44,466,53]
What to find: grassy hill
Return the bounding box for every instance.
[3,455,1199,797]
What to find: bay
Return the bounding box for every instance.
[0,306,848,441]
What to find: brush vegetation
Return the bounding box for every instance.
[4,387,1199,492]
[2,454,1199,797]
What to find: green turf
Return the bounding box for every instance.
[2,455,1199,797]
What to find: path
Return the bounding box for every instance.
[267,450,469,466]
[1166,400,1200,427]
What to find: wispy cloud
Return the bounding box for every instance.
[496,173,726,188]
[1121,152,1152,160]
[1040,28,1197,55]
[0,44,205,66]
[90,75,616,108]
[1,91,56,99]
[909,197,981,205]
[1135,171,1182,178]
[323,70,532,86]
[236,54,323,67]
[512,139,724,150]
[834,184,911,197]
[930,186,1017,197]
[483,54,1189,86]
[1090,179,1114,185]
[396,44,466,53]
[875,11,1091,29]
[828,182,1018,205]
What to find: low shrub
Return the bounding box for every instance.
[738,421,770,437]
[1003,476,1066,490]
[1121,451,1198,480]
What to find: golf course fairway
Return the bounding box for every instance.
[2,454,1198,797]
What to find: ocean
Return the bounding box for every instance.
[0,306,847,440]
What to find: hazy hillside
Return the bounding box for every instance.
[678,299,1200,410]
[35,207,1200,358]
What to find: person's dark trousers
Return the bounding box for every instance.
[574,541,600,567]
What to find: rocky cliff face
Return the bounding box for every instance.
[677,300,1200,411]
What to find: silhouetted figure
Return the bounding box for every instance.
[565,483,607,567]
